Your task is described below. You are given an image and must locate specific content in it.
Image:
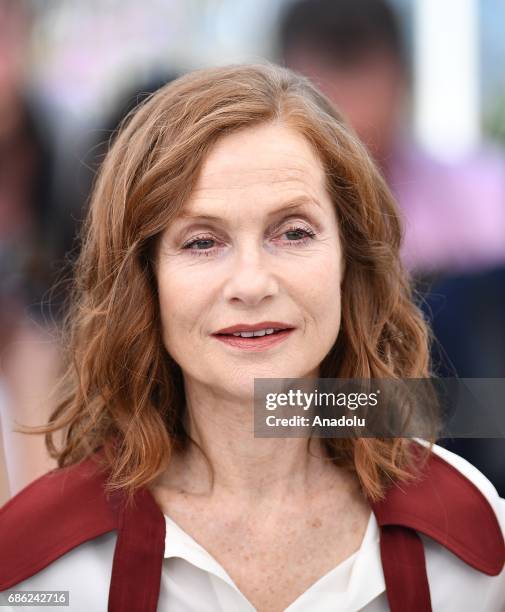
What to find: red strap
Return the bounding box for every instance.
[379,525,432,612]
[108,488,165,612]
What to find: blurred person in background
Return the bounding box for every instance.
[278,0,505,494]
[0,61,180,500]
[0,0,59,499]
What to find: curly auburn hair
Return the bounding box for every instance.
[24,62,438,502]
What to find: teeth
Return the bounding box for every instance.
[232,328,277,337]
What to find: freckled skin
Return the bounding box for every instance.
[152,466,371,612]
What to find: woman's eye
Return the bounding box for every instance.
[182,236,221,257]
[281,225,317,244]
[181,225,317,257]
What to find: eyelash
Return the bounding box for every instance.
[182,224,317,257]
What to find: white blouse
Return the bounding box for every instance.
[2,443,505,611]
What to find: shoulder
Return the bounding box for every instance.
[426,441,505,531]
[373,439,504,574]
[0,452,119,591]
[414,439,505,556]
[415,442,505,611]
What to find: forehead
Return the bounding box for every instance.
[188,122,327,203]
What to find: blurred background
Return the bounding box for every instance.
[1,0,504,505]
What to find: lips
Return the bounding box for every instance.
[213,328,294,351]
[213,321,294,335]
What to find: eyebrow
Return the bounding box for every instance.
[176,195,321,223]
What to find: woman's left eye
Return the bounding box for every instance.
[281,225,317,244]
[182,224,317,257]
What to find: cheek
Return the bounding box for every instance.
[156,270,188,344]
[305,252,343,325]
[157,267,209,348]
[157,291,178,352]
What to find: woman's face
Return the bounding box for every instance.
[156,122,344,400]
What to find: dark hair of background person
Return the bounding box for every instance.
[87,71,180,174]
[277,0,410,80]
[47,71,180,323]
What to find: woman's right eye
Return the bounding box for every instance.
[182,235,220,257]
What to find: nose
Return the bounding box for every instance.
[222,242,279,306]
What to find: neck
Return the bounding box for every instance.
[156,379,359,506]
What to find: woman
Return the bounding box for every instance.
[0,63,503,612]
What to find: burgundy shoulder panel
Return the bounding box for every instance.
[371,444,505,576]
[0,452,119,589]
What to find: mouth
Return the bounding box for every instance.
[213,321,295,335]
[212,328,295,351]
